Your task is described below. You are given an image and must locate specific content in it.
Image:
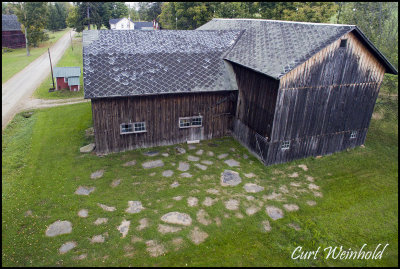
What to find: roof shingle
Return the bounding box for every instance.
[2,14,22,31]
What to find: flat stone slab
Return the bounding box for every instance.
[288,172,299,178]
[117,219,130,238]
[220,170,242,186]
[143,151,159,156]
[298,164,308,171]
[146,240,166,257]
[161,212,192,226]
[206,188,219,195]
[188,155,200,161]
[246,206,260,216]
[262,220,271,232]
[46,220,72,237]
[306,200,317,206]
[111,179,121,187]
[59,241,77,254]
[73,253,87,260]
[180,172,192,178]
[78,209,88,218]
[137,218,149,231]
[162,170,174,177]
[187,197,198,207]
[75,186,95,196]
[244,173,256,178]
[308,183,320,190]
[197,209,212,225]
[90,234,105,243]
[190,226,208,245]
[123,160,136,167]
[158,224,182,234]
[162,153,169,157]
[178,162,189,171]
[266,206,284,220]
[172,196,183,201]
[207,151,214,156]
[224,159,240,167]
[176,147,186,154]
[94,218,108,225]
[80,143,95,153]
[218,153,228,159]
[91,170,104,179]
[202,197,217,207]
[290,182,302,187]
[126,201,144,213]
[195,149,203,155]
[142,160,164,169]
[244,183,264,193]
[283,204,299,212]
[225,199,239,210]
[98,203,116,212]
[201,160,213,165]
[263,192,286,201]
[194,163,207,170]
[279,185,289,194]
[170,181,180,188]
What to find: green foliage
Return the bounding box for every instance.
[137,2,162,22]
[2,2,17,14]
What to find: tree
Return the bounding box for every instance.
[67,4,84,32]
[3,2,17,14]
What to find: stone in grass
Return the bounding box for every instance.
[173,196,183,201]
[126,201,144,213]
[73,253,88,260]
[188,155,200,161]
[194,163,207,170]
[246,206,260,216]
[218,153,228,159]
[283,204,299,212]
[279,185,289,194]
[78,209,88,218]
[94,218,108,225]
[220,170,242,187]
[162,153,169,157]
[143,151,159,157]
[196,149,204,155]
[170,181,180,188]
[142,160,164,169]
[136,218,149,231]
[215,217,222,226]
[265,206,284,220]
[189,226,208,245]
[111,179,121,187]
[176,147,186,154]
[203,197,217,207]
[288,172,299,178]
[131,236,143,243]
[146,240,166,257]
[85,127,94,137]
[197,209,212,225]
[244,173,256,178]
[149,172,156,176]
[162,170,174,177]
[187,197,198,207]
[91,170,104,179]
[262,220,272,232]
[246,195,255,201]
[306,200,317,206]
[225,199,239,210]
[298,164,308,171]
[243,183,264,193]
[224,159,240,167]
[206,188,219,195]
[161,212,192,226]
[306,176,314,182]
[123,160,136,167]
[80,143,95,153]
[178,162,189,172]
[188,145,196,150]
[235,212,244,219]
[117,219,131,238]
[201,160,213,165]
[98,203,116,212]
[45,220,72,237]
[75,186,96,196]
[288,223,301,231]
[59,241,77,254]
[180,173,192,178]
[290,182,302,187]
[313,191,323,198]
[308,183,320,190]
[90,234,106,243]
[207,151,214,157]
[158,224,182,234]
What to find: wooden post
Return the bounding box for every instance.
[25,26,30,56]
[48,48,55,90]
[70,31,73,51]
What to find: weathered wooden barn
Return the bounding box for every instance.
[83,19,397,166]
[2,14,26,49]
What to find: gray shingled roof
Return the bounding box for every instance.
[83,30,242,99]
[67,77,80,86]
[133,21,153,30]
[198,18,397,77]
[53,67,81,78]
[2,14,22,31]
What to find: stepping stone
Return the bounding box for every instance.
[180,173,192,178]
[80,143,95,153]
[143,151,159,156]
[94,218,108,225]
[195,149,204,155]
[246,195,255,201]
[225,199,239,210]
[224,159,240,167]
[218,153,228,159]
[176,147,186,154]
[73,254,87,260]
[202,197,217,207]
[197,209,212,225]
[288,172,299,178]
[45,220,72,237]
[306,176,314,182]
[158,224,182,234]
[188,145,196,150]
[111,179,121,187]
[262,220,271,232]
[207,151,214,157]
[75,186,95,196]
[313,191,323,197]
[137,218,149,231]
[283,204,299,212]
[59,241,77,254]
[263,192,285,201]
[142,160,164,169]
[98,203,116,212]
[220,170,242,186]
[308,183,320,190]
[201,160,213,165]
[91,170,104,179]
[90,234,106,243]
[244,183,264,193]
[171,237,184,250]
[290,182,301,187]
[172,196,183,201]
[279,185,289,194]
[266,206,284,220]
[243,154,249,159]
[170,181,180,188]
[126,201,144,213]
[306,200,317,206]
[162,153,169,157]
[235,212,244,219]
[194,163,207,170]
[246,206,260,216]
[187,197,198,207]
[178,162,189,171]
[206,188,219,195]
[189,226,208,245]
[215,217,222,226]
[117,219,130,238]
[78,209,88,218]
[162,170,173,177]
[288,223,301,231]
[298,164,308,171]
[123,160,136,167]
[161,212,192,226]
[188,155,200,161]
[244,173,256,178]
[146,240,166,257]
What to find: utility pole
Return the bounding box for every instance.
[87,5,90,30]
[70,31,73,51]
[176,17,177,30]
[48,48,55,91]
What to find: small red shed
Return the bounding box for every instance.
[53,67,81,91]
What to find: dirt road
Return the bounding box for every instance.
[2,30,76,129]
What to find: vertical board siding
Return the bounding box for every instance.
[92,91,237,154]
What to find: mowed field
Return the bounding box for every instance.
[2,84,398,266]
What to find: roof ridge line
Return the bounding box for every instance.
[211,18,356,27]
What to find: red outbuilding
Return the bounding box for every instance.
[53,67,81,91]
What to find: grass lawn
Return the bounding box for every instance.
[2,28,71,84]
[2,95,398,266]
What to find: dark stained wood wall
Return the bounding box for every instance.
[92,91,237,154]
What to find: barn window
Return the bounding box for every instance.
[120,123,134,134]
[340,39,348,48]
[191,116,203,127]
[179,116,203,128]
[350,131,357,139]
[133,122,146,133]
[281,140,290,150]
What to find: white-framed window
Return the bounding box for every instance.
[120,123,134,134]
[134,122,146,133]
[281,140,290,150]
[120,122,147,134]
[350,131,357,139]
[179,116,203,128]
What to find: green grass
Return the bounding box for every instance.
[33,36,84,99]
[2,95,398,266]
[2,28,71,84]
